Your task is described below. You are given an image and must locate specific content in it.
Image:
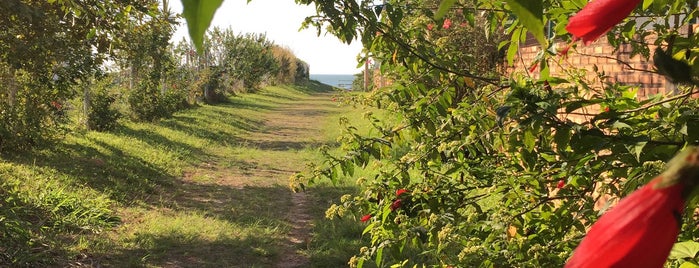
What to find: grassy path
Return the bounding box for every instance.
[0,82,366,267]
[103,84,349,267]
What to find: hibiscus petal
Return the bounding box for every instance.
[566,0,642,44]
[565,177,684,267]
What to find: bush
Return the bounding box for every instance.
[128,79,164,121]
[0,67,69,152]
[87,84,121,131]
[161,89,190,114]
[191,67,227,104]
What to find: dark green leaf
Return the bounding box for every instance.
[181,0,224,53]
[554,126,571,152]
[625,141,647,162]
[653,47,693,84]
[504,0,547,47]
[435,0,457,19]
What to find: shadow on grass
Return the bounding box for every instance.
[305,185,370,268]
[4,139,172,203]
[242,139,339,151]
[97,183,294,267]
[172,182,294,226]
[0,187,68,266]
[0,82,355,266]
[97,183,366,267]
[102,230,279,268]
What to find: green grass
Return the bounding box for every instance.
[0,82,380,267]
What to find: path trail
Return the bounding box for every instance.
[176,89,342,267]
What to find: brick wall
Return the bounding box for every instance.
[509,38,673,99]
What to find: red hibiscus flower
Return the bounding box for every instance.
[565,147,699,267]
[442,18,452,29]
[566,0,642,45]
[390,199,402,211]
[396,189,409,196]
[360,214,372,222]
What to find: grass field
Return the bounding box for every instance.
[0,81,376,267]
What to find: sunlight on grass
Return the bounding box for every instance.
[0,82,372,266]
[103,209,285,267]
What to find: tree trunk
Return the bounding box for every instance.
[83,81,91,130]
[2,66,18,106]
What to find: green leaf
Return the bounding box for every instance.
[504,0,546,47]
[553,126,571,152]
[181,0,224,53]
[642,0,654,10]
[523,129,535,152]
[611,121,632,130]
[626,141,647,162]
[670,241,699,260]
[681,262,699,268]
[376,247,384,267]
[435,0,457,19]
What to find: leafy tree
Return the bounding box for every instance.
[283,0,699,266]
[86,77,122,131]
[0,0,155,150]
[220,32,279,90]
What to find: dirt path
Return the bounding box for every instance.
[276,192,311,268]
[176,90,341,267]
[251,94,335,268]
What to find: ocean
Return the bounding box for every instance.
[310,74,356,89]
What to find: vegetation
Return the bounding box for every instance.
[0,84,361,266]
[4,0,699,267]
[0,0,310,149]
[286,0,699,267]
[0,1,316,266]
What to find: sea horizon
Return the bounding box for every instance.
[309,74,356,89]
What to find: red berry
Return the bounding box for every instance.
[557,179,566,189]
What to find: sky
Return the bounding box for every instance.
[168,0,364,75]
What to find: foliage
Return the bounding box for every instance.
[180,0,224,53]
[351,69,366,92]
[295,58,311,83]
[0,84,349,266]
[87,78,121,131]
[0,0,152,151]
[220,32,279,90]
[285,0,699,266]
[272,45,299,85]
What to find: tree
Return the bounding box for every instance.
[0,0,156,150]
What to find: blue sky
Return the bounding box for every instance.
[169,0,364,75]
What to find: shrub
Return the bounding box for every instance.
[0,67,69,152]
[87,83,121,131]
[128,78,164,121]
